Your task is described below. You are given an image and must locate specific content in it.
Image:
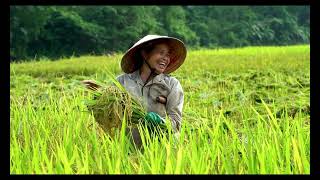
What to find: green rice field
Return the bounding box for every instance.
[10,45,310,174]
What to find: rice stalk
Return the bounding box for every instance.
[86,84,147,137]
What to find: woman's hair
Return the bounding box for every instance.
[133,39,172,69]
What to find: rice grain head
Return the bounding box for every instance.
[87,85,146,137]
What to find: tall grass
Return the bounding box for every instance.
[10,45,310,174]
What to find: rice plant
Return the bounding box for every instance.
[10,45,310,174]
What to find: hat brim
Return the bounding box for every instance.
[121,36,187,74]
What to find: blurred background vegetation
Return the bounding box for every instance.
[10,6,310,61]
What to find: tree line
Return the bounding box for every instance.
[10,6,310,61]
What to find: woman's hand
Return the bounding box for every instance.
[81,80,101,91]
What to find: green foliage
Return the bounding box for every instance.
[10,6,53,59]
[161,6,198,45]
[10,6,310,61]
[31,9,108,58]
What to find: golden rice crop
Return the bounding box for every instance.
[86,85,147,137]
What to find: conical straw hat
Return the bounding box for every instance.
[121,35,187,74]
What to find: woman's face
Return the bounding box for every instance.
[143,43,171,74]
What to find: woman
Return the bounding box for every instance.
[83,35,187,148]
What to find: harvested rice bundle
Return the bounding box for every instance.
[86,84,147,137]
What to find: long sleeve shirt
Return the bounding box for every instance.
[116,69,184,132]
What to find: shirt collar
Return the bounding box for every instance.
[129,69,165,85]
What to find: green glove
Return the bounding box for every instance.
[144,112,166,128]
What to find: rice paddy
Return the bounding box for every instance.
[10,45,310,174]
